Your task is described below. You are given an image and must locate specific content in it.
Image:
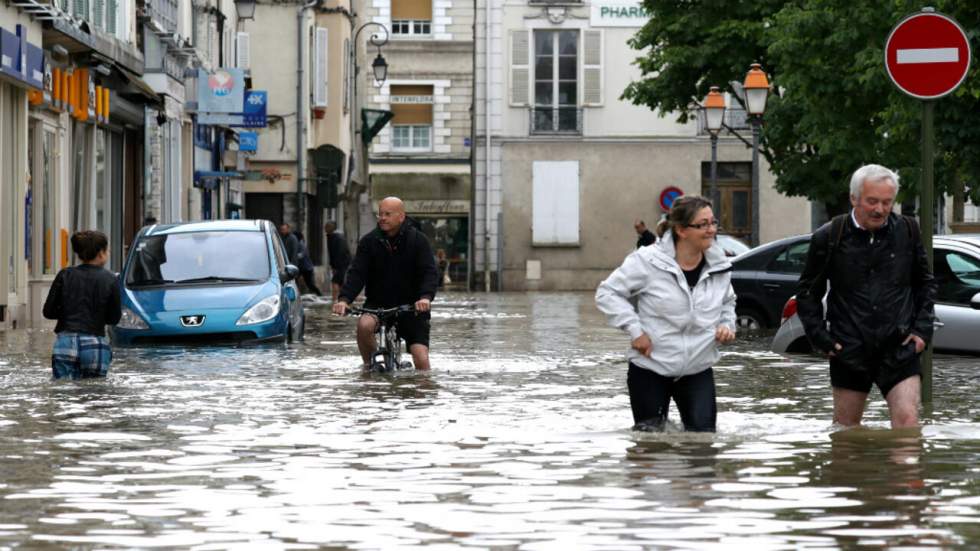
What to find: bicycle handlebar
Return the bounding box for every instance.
[347,304,416,318]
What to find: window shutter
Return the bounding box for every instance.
[582,30,603,106]
[73,0,88,20]
[236,32,250,70]
[106,0,118,35]
[313,27,328,108]
[95,0,106,28]
[509,30,530,107]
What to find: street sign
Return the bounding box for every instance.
[659,186,683,212]
[885,10,971,99]
[239,131,258,152]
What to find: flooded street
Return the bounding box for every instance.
[2,292,980,549]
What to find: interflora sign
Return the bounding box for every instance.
[885,10,971,99]
[590,1,650,27]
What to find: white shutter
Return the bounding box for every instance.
[236,32,250,69]
[509,30,530,106]
[343,38,351,113]
[313,27,328,108]
[532,161,580,245]
[582,30,603,106]
[106,0,118,35]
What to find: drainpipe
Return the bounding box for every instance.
[297,0,321,229]
[483,0,492,292]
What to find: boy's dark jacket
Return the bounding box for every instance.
[796,212,936,363]
[339,223,438,308]
[43,265,122,337]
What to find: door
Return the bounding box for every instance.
[245,193,284,226]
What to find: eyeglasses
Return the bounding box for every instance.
[686,219,720,230]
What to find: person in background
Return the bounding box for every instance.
[634,219,656,248]
[292,231,322,296]
[597,196,736,432]
[43,231,122,380]
[278,223,301,267]
[324,220,351,301]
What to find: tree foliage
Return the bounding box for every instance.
[623,0,980,215]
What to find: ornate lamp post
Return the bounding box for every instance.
[233,0,257,20]
[743,63,770,247]
[702,86,726,211]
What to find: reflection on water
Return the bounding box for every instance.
[1,292,980,548]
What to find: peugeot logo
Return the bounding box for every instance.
[180,315,205,327]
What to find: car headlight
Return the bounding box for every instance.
[117,306,149,330]
[237,295,281,325]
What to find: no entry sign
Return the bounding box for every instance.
[885,10,971,99]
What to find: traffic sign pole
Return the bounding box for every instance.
[921,99,934,404]
[884,7,971,406]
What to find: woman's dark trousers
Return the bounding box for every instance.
[627,362,716,432]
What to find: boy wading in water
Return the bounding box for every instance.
[43,231,122,380]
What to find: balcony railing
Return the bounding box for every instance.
[697,107,750,135]
[530,106,583,135]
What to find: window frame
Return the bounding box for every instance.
[391,19,432,38]
[391,124,432,153]
[531,29,580,134]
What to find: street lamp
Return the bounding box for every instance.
[743,63,770,247]
[234,0,257,20]
[702,86,726,211]
[371,52,389,84]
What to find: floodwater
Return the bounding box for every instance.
[2,292,980,549]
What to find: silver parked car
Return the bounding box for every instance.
[772,234,980,355]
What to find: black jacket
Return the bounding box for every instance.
[43,264,122,337]
[796,212,936,364]
[326,231,351,271]
[636,230,656,248]
[339,224,439,308]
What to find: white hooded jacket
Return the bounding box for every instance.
[595,232,737,377]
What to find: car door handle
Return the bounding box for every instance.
[934,320,945,329]
[762,283,781,289]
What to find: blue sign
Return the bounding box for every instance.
[0,26,44,90]
[242,90,267,127]
[239,131,258,152]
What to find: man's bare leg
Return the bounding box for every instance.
[331,283,341,302]
[885,375,921,428]
[833,387,869,427]
[409,343,430,370]
[356,315,378,366]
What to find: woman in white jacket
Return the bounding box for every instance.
[595,196,737,432]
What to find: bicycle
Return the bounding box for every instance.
[347,304,416,373]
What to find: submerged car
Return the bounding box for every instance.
[730,234,811,329]
[715,234,751,258]
[113,220,305,345]
[772,234,980,355]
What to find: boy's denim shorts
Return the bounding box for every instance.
[52,332,112,380]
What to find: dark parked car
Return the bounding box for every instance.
[731,234,811,329]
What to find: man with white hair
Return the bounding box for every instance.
[796,164,936,428]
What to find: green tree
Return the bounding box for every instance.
[623,0,980,217]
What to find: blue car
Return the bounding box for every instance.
[113,220,305,345]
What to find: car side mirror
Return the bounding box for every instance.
[282,264,300,282]
[971,291,980,311]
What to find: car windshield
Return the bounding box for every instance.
[127,231,270,286]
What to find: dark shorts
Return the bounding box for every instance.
[52,332,112,380]
[330,265,349,285]
[830,341,921,397]
[368,311,430,350]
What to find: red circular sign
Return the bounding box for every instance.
[659,186,683,212]
[885,11,971,100]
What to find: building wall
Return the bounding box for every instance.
[474,0,811,290]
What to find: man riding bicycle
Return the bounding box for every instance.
[332,197,439,370]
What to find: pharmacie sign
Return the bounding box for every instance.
[590,1,650,27]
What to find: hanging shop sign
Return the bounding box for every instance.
[197,68,245,113]
[198,89,268,128]
[0,24,43,90]
[239,131,258,152]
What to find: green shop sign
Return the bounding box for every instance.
[590,1,650,27]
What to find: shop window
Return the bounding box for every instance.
[391,0,432,37]
[390,84,433,152]
[701,161,752,239]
